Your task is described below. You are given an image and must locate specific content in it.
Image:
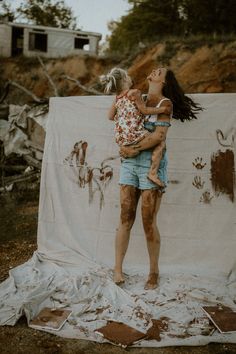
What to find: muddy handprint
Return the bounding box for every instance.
[192,157,206,170]
[200,190,214,204]
[192,176,205,189]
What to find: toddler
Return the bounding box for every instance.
[100,67,171,187]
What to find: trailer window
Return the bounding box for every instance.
[29,32,47,52]
[74,37,90,50]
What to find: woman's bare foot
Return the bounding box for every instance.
[113,270,125,285]
[144,273,159,290]
[148,173,165,187]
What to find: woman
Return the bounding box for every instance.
[114,67,202,289]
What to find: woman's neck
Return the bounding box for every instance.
[147,83,164,105]
[147,82,164,106]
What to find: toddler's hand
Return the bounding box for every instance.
[127,89,141,101]
[160,106,171,115]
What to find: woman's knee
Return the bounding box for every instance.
[120,203,136,230]
[142,215,156,240]
[141,198,157,241]
[119,185,139,229]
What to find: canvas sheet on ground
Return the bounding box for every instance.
[0,94,236,347]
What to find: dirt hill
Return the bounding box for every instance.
[1,39,236,104]
[128,41,236,93]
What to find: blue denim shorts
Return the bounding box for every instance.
[119,149,168,190]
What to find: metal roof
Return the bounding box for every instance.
[3,21,102,39]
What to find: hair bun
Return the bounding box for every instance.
[99,74,108,85]
[100,73,116,93]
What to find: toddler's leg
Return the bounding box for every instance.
[148,142,166,187]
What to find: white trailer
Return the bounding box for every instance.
[0,21,102,57]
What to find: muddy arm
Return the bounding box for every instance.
[120,100,172,157]
[128,89,171,115]
[135,95,171,115]
[120,126,168,157]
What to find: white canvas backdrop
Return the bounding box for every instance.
[38,94,236,275]
[0,94,236,346]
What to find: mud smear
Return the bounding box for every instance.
[120,185,140,225]
[95,321,146,347]
[169,180,180,184]
[202,305,236,333]
[210,149,235,202]
[146,317,169,341]
[64,141,117,209]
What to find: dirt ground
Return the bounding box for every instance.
[0,188,236,354]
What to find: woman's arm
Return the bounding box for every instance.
[108,99,116,120]
[120,100,172,157]
[120,126,168,157]
[136,125,168,151]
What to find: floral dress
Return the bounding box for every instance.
[114,94,147,146]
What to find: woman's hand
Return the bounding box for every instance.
[120,145,139,158]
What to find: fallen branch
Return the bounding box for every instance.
[62,75,103,95]
[3,170,40,184]
[0,165,27,171]
[7,81,47,103]
[0,83,10,103]
[23,155,42,169]
[0,104,9,119]
[37,56,59,97]
[25,140,44,152]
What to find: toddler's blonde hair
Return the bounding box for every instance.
[100,67,128,94]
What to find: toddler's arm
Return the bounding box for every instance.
[135,94,171,115]
[120,99,171,158]
[108,99,116,120]
[128,89,171,115]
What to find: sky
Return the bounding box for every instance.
[7,0,132,42]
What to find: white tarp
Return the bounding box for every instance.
[0,104,47,156]
[0,94,236,347]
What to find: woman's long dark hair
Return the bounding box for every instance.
[163,70,203,122]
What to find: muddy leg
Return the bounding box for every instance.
[141,189,162,289]
[114,185,140,284]
[148,142,165,187]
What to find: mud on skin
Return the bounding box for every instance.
[120,185,140,226]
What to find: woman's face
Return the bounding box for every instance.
[147,67,167,84]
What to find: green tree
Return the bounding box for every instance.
[0,0,15,21]
[18,0,76,29]
[181,0,236,34]
[108,0,183,53]
[107,0,236,53]
[0,0,77,29]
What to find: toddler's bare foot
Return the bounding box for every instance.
[113,271,125,285]
[148,173,165,187]
[144,273,159,290]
